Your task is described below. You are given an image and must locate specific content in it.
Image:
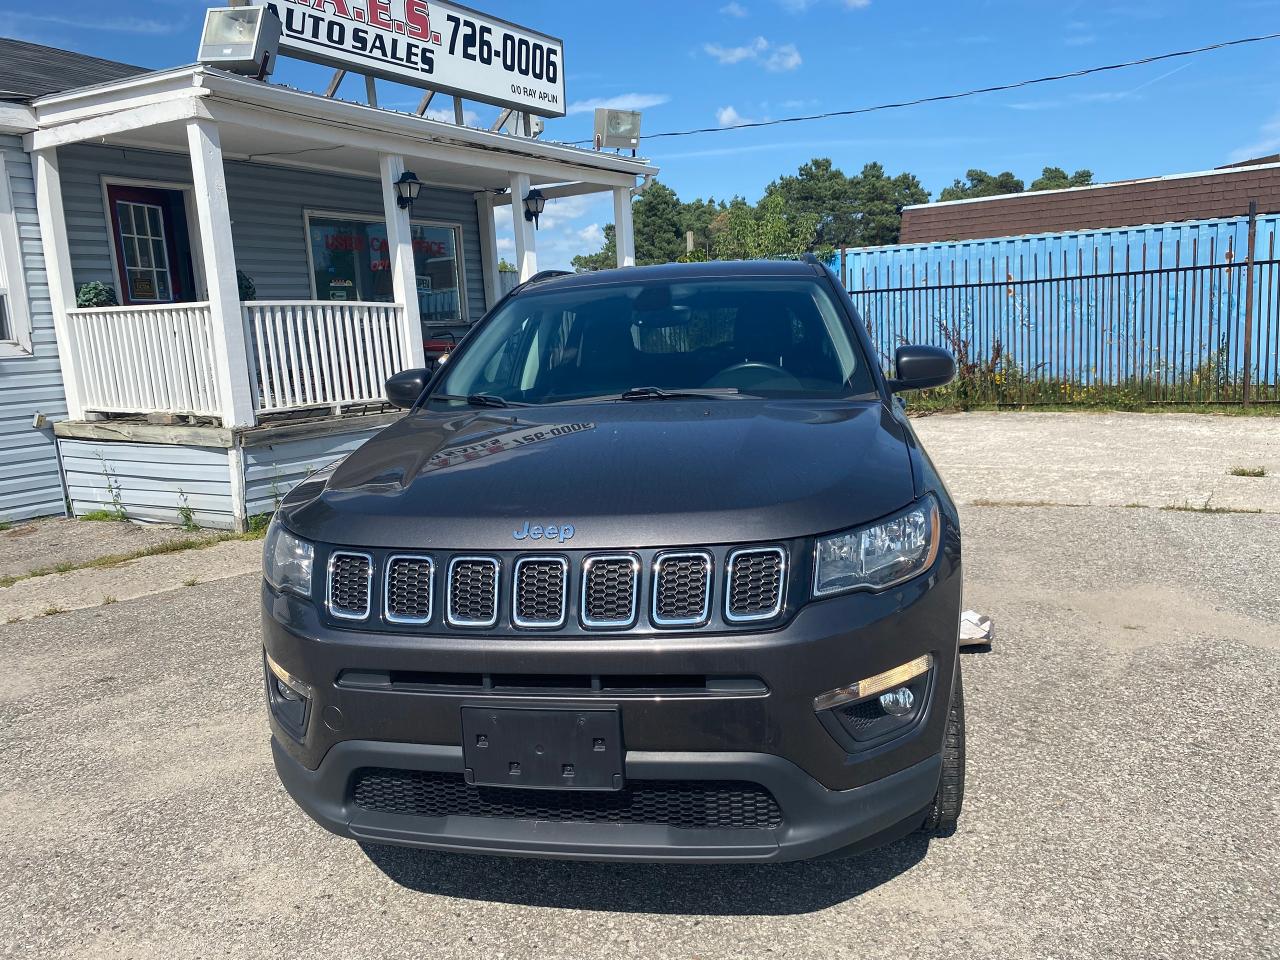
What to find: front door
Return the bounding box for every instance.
[106,184,197,306]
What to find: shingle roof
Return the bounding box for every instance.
[899,162,1280,244]
[0,37,147,103]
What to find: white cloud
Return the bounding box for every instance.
[9,12,178,33]
[716,105,762,127]
[1230,112,1280,163]
[704,36,769,64]
[764,43,802,71]
[492,195,614,271]
[720,1,749,15]
[577,223,605,247]
[424,106,483,126]
[703,36,801,71]
[567,93,671,116]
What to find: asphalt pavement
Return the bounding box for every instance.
[2,503,1276,959]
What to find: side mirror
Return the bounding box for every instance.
[887,345,956,393]
[385,368,431,409]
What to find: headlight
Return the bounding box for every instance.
[813,495,941,597]
[263,514,314,597]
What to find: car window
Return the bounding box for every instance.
[434,277,874,405]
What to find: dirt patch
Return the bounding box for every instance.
[0,517,203,582]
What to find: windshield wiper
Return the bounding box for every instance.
[616,386,741,401]
[432,393,528,408]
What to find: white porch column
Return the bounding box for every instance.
[185,117,255,428]
[509,172,538,281]
[32,147,85,420]
[614,186,636,268]
[378,153,427,369]
[474,190,501,309]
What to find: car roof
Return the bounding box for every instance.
[517,259,825,295]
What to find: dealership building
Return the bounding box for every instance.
[0,8,654,528]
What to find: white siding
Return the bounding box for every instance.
[0,135,68,522]
[59,143,487,323]
[242,423,387,518]
[58,438,235,529]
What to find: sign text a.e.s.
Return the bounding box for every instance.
[254,0,566,117]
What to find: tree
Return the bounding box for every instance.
[939,169,1025,202]
[631,181,687,265]
[849,162,929,247]
[712,193,821,261]
[679,197,727,257]
[497,258,517,273]
[1029,166,1094,191]
[571,224,617,272]
[762,158,859,248]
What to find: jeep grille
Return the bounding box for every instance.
[652,552,713,626]
[513,557,568,628]
[385,555,433,624]
[582,555,639,627]
[328,552,372,620]
[726,548,786,622]
[447,557,499,627]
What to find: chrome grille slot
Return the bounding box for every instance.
[385,555,433,624]
[327,551,372,620]
[446,557,499,627]
[581,555,639,628]
[726,547,786,622]
[652,552,712,626]
[512,557,568,628]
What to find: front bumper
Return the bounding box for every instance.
[273,737,941,863]
[263,543,960,862]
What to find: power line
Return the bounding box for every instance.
[566,31,1280,146]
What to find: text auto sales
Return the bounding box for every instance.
[272,0,561,105]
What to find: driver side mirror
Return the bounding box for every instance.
[887,345,956,393]
[385,368,431,409]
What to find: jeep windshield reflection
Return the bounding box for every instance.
[430,277,876,407]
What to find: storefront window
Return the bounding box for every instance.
[308,214,464,324]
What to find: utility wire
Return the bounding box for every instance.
[565,31,1280,145]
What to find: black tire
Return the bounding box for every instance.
[919,665,965,837]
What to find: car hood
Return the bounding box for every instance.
[279,400,916,550]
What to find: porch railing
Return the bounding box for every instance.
[65,303,224,417]
[245,301,407,414]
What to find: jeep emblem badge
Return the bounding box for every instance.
[513,521,575,543]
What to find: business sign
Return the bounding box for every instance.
[253,0,565,117]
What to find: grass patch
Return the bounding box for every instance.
[1122,503,1149,509]
[42,605,66,617]
[1161,498,1264,515]
[182,576,199,587]
[79,510,127,523]
[101,596,117,606]
[0,527,267,589]
[0,520,11,532]
[969,498,1087,508]
[1229,466,1267,478]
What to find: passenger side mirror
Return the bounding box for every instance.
[887,345,956,393]
[385,368,431,409]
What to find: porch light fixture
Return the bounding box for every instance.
[394,171,423,210]
[523,188,547,228]
[198,6,281,78]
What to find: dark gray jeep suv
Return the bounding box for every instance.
[262,258,964,863]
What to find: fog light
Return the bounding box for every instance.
[813,654,933,712]
[879,687,915,717]
[265,650,312,700]
[274,676,303,702]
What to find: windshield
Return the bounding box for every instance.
[432,277,875,406]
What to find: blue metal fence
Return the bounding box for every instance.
[834,212,1280,403]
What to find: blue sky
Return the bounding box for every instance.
[6,0,1280,268]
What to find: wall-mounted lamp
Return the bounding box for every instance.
[523,188,547,228]
[394,171,423,210]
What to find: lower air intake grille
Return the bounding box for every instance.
[653,552,712,625]
[351,769,784,830]
[726,548,785,621]
[385,556,433,624]
[582,555,638,627]
[447,557,498,627]
[514,557,567,627]
[328,552,371,620]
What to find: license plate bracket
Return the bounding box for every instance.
[461,706,624,791]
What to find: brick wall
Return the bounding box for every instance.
[899,163,1280,244]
